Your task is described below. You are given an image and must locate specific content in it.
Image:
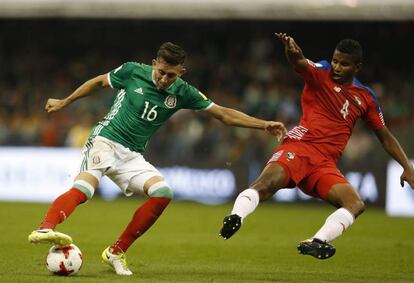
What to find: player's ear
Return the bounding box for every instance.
[355,62,362,74]
[152,59,157,67]
[179,67,187,76]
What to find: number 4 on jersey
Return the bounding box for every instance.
[340,100,349,119]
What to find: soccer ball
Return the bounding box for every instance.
[46,244,83,276]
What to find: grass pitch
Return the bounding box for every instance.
[1,199,414,282]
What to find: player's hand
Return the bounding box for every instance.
[400,167,414,189]
[275,33,301,53]
[45,98,67,113]
[264,121,287,141]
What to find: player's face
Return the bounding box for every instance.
[330,50,361,85]
[152,58,186,90]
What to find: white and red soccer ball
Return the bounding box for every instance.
[46,244,83,276]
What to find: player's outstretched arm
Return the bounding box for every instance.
[275,33,308,72]
[45,74,109,113]
[205,104,287,141]
[374,127,414,188]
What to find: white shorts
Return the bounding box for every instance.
[80,136,162,196]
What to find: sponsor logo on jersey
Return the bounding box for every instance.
[286,152,295,161]
[164,95,177,108]
[134,88,143,95]
[334,86,341,93]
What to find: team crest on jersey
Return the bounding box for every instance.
[93,156,100,164]
[164,95,177,108]
[286,152,295,161]
[334,86,341,93]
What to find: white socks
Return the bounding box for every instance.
[231,188,260,220]
[231,190,355,243]
[313,208,355,242]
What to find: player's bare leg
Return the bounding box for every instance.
[298,183,364,259]
[220,163,286,239]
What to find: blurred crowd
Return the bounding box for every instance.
[1,20,413,166]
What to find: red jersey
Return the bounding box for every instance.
[284,60,385,162]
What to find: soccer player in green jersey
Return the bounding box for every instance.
[28,42,287,276]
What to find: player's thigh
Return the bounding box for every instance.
[266,141,320,192]
[250,162,288,200]
[77,136,115,190]
[125,171,164,197]
[110,156,163,196]
[79,136,115,187]
[81,136,115,173]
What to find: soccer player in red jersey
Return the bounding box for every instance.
[220,33,414,259]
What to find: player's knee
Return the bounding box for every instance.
[345,199,365,218]
[353,200,366,217]
[250,182,271,201]
[72,180,95,201]
[255,188,273,201]
[147,181,174,199]
[251,178,280,201]
[251,166,286,201]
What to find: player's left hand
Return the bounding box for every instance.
[400,167,414,189]
[45,98,67,113]
[264,121,287,141]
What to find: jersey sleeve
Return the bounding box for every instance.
[183,84,213,110]
[297,60,331,86]
[107,62,137,89]
[363,99,386,130]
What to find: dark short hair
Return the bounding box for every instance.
[157,42,186,66]
[335,39,363,63]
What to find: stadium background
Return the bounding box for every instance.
[1,2,413,208]
[0,1,414,281]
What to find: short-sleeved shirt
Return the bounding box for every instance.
[283,60,385,162]
[90,62,213,153]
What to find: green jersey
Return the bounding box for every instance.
[90,62,213,152]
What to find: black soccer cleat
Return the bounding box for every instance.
[297,238,336,260]
[219,214,242,240]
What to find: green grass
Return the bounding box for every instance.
[1,199,414,282]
